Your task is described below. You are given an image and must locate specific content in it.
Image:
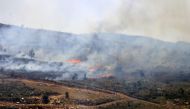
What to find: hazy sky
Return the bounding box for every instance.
[0,0,190,42]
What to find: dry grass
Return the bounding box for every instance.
[0,78,166,109]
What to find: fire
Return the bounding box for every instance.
[88,65,112,73]
[66,59,81,64]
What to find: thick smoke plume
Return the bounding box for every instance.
[92,0,190,42]
[1,0,190,42]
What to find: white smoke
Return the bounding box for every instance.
[0,24,190,80]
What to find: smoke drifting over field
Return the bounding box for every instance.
[1,23,190,80]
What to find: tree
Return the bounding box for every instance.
[72,73,78,80]
[0,44,2,51]
[42,93,49,104]
[83,73,87,80]
[65,92,69,99]
[28,49,35,58]
[178,88,186,99]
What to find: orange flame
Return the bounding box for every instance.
[66,59,81,64]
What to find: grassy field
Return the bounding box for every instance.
[0,78,167,109]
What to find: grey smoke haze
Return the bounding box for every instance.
[0,0,190,42]
[1,23,190,80]
[92,0,190,42]
[0,0,190,80]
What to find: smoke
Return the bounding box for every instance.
[1,0,190,81]
[1,23,190,80]
[0,0,189,42]
[92,0,190,42]
[0,24,110,80]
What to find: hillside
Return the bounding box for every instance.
[0,23,190,108]
[0,23,190,81]
[0,77,165,109]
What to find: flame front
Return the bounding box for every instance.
[66,59,81,64]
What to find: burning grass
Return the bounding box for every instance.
[66,59,81,64]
